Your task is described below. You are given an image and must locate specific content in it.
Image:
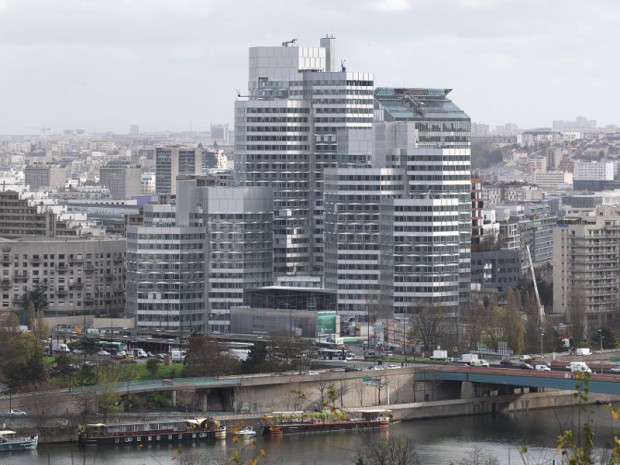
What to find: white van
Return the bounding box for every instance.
[566,361,592,373]
[470,359,490,367]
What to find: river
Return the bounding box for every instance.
[2,405,619,465]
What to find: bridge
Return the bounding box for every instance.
[415,365,620,396]
[70,376,241,395]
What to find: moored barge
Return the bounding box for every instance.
[262,409,390,436]
[78,418,226,446]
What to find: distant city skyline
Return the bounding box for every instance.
[1,0,618,135]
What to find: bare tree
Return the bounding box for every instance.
[351,435,420,465]
[314,373,332,409]
[283,383,307,411]
[568,285,588,344]
[410,305,447,353]
[338,380,350,408]
[354,379,367,407]
[458,446,499,465]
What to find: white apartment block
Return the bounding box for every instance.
[573,161,614,181]
[531,171,573,190]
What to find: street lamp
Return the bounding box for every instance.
[598,329,605,374]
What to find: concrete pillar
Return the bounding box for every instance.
[460,381,477,399]
[172,390,176,407]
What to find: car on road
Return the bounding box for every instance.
[610,365,620,373]
[96,350,111,357]
[305,370,319,375]
[535,364,551,371]
[344,366,362,372]
[386,364,400,369]
[518,362,535,370]
[500,358,516,367]
[8,409,27,416]
[369,365,385,371]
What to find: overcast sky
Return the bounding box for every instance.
[1,0,618,135]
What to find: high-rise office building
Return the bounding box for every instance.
[126,178,273,333]
[234,38,471,325]
[235,36,373,276]
[374,88,472,314]
[155,146,202,195]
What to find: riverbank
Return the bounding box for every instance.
[17,388,619,444]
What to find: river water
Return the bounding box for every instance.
[2,405,619,465]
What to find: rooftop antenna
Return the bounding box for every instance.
[340,60,346,72]
[282,38,297,47]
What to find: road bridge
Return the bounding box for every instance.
[415,366,620,396]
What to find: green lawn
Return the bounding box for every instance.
[133,362,185,380]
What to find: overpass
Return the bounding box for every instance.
[415,365,620,395]
[70,376,241,395]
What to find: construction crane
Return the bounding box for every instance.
[526,243,545,323]
[28,126,51,137]
[281,38,297,47]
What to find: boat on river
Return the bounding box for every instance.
[78,418,226,446]
[0,430,38,451]
[262,409,390,436]
[234,425,257,439]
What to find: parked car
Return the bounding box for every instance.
[518,362,535,370]
[386,364,400,369]
[535,364,551,371]
[610,365,620,373]
[8,409,27,416]
[305,370,319,375]
[369,365,384,371]
[96,350,111,357]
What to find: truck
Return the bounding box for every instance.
[460,353,479,364]
[566,361,592,373]
[170,350,186,363]
[131,348,148,359]
[51,342,70,353]
[574,348,592,356]
[430,349,448,360]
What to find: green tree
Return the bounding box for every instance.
[146,357,160,378]
[20,282,48,332]
[589,327,616,350]
[0,326,47,391]
[242,341,269,373]
[183,333,241,377]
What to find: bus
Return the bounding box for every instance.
[97,340,126,354]
[317,348,353,360]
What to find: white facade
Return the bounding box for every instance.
[573,161,614,181]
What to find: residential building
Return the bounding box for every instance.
[471,249,522,292]
[100,162,142,199]
[573,161,614,181]
[553,206,620,328]
[155,146,202,195]
[24,164,67,190]
[0,190,55,238]
[0,236,126,326]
